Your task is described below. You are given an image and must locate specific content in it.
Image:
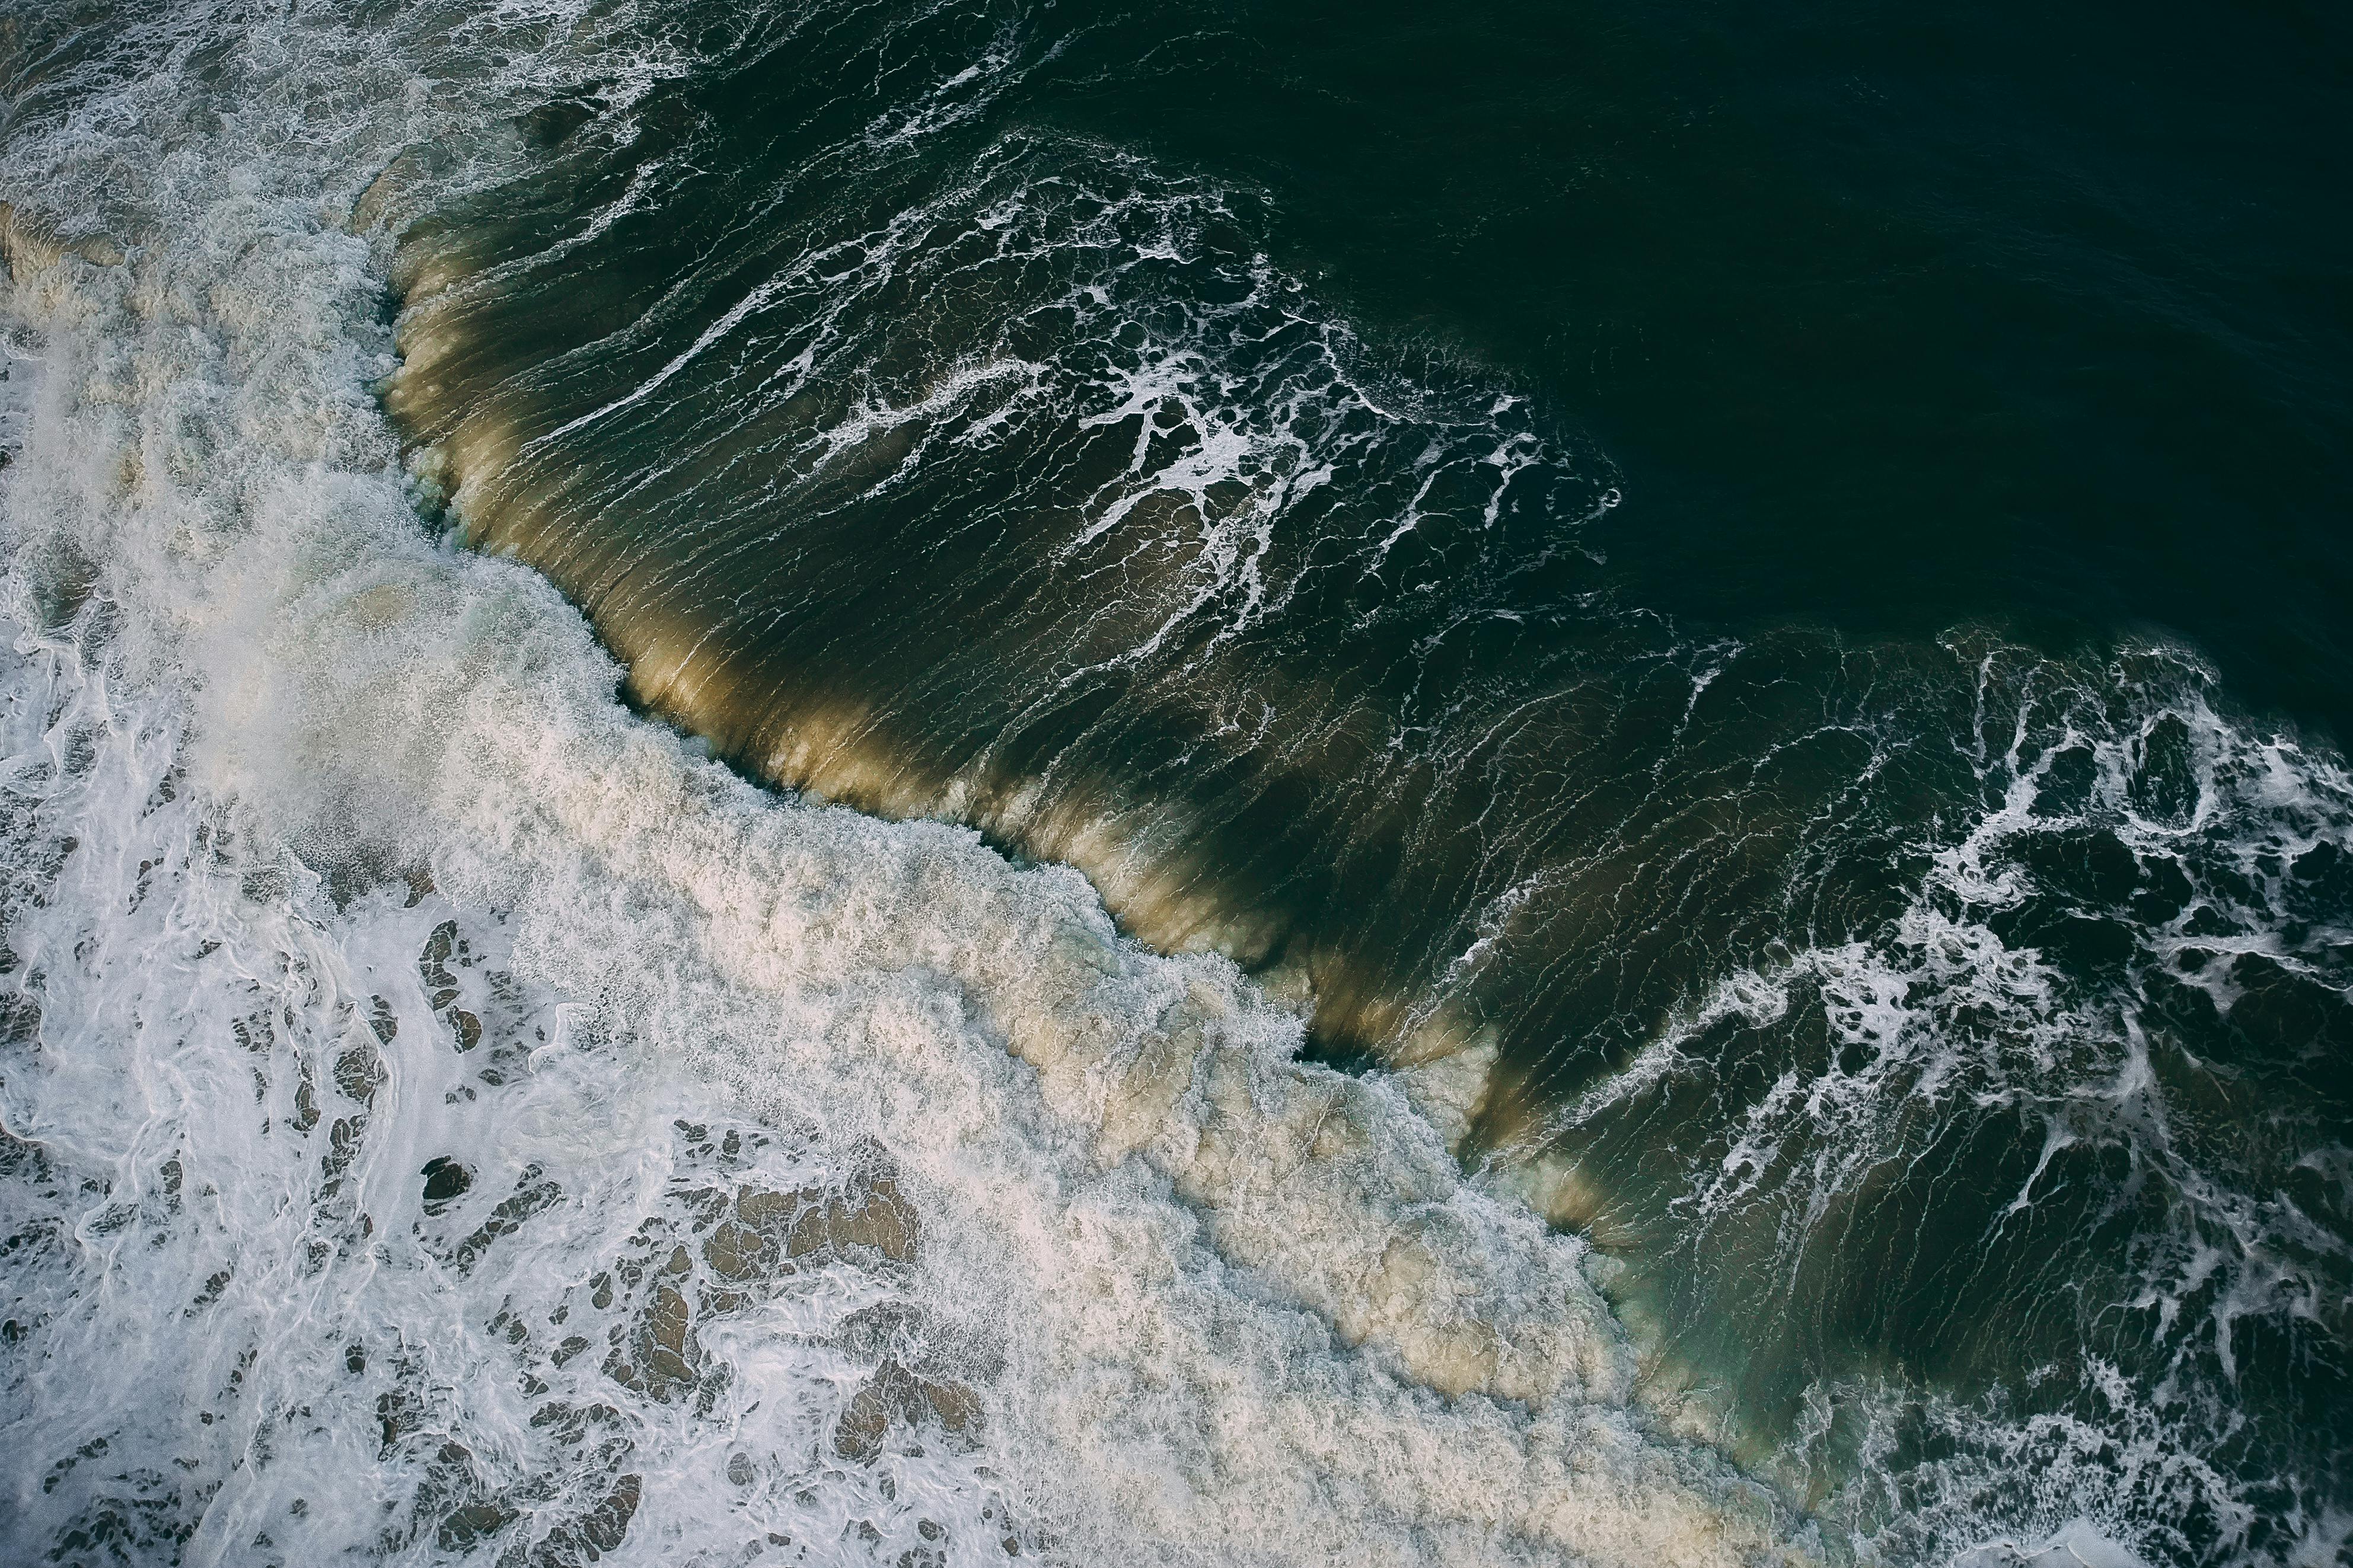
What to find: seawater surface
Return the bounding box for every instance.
[0,2,2347,1566]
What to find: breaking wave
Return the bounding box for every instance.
[0,3,2344,1564]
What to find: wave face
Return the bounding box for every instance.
[0,2,2346,1566]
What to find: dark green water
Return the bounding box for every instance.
[1038,0,2353,738]
[374,1,2352,1560]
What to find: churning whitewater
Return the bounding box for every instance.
[0,3,2345,1566]
[0,5,1800,1563]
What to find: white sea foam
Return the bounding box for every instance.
[1493,637,2353,1565]
[0,4,1811,1563]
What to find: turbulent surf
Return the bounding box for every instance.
[0,2,2346,1566]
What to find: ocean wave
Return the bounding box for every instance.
[1,3,2344,1564]
[0,4,1804,1562]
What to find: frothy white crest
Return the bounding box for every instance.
[0,4,1809,1564]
